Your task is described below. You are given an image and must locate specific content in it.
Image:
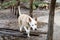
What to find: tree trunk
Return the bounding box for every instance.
[0,0,4,3]
[46,0,56,40]
[13,0,20,18]
[29,0,33,18]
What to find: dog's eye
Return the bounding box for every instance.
[32,25,33,26]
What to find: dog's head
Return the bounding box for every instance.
[28,17,37,30]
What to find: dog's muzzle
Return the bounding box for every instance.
[31,27,37,30]
[31,27,33,30]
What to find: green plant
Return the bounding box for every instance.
[20,0,29,3]
[1,0,17,9]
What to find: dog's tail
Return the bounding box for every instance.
[18,6,21,16]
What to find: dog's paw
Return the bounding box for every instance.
[20,29,22,32]
[27,35,30,38]
[27,34,30,37]
[20,28,22,32]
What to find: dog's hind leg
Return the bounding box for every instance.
[24,27,30,37]
[19,25,23,32]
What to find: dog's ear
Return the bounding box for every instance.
[29,18,31,22]
[35,17,37,21]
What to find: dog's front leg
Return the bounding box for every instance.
[27,28,30,37]
[24,27,30,37]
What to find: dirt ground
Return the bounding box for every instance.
[0,9,60,40]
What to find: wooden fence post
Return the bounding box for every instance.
[46,0,56,40]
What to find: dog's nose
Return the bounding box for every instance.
[31,27,33,30]
[35,28,37,30]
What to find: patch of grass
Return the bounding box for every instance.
[20,0,29,3]
[1,0,17,9]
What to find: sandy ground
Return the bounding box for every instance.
[37,9,60,40]
[0,9,60,40]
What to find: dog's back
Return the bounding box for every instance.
[18,14,31,27]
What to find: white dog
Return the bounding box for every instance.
[18,6,37,37]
